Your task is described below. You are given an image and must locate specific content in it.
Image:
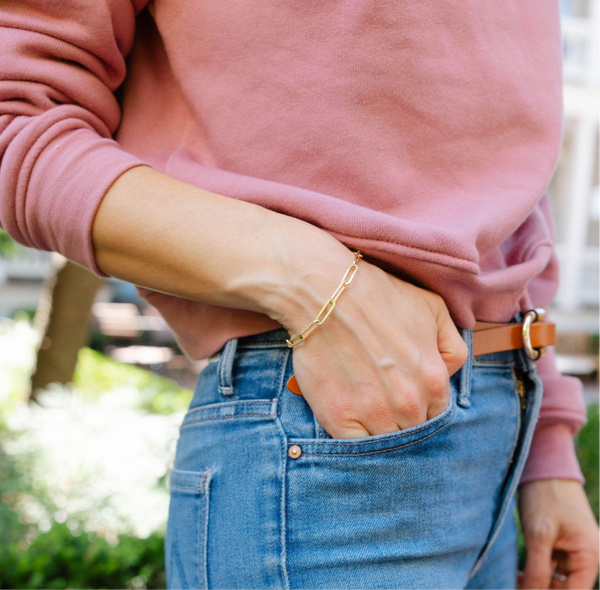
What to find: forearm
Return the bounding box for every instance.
[91,166,354,330]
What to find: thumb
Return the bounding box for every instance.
[429,296,468,376]
[522,524,556,589]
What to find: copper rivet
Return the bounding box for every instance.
[288,445,302,459]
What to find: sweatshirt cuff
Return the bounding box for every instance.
[28,127,148,278]
[519,422,585,487]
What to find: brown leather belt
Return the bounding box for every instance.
[286,308,555,396]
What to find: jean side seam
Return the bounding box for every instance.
[201,469,212,590]
[276,347,292,590]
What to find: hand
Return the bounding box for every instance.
[517,479,599,589]
[281,255,469,438]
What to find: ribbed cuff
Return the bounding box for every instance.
[28,126,148,278]
[519,422,586,487]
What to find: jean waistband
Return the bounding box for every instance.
[232,312,530,368]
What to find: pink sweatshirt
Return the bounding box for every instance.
[0,0,587,485]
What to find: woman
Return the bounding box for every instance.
[0,1,597,588]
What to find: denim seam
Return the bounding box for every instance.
[218,338,238,397]
[202,470,213,590]
[170,484,203,493]
[458,328,473,408]
[297,419,454,457]
[181,412,279,428]
[275,347,292,590]
[184,400,274,416]
[287,400,454,447]
[169,469,210,491]
[236,342,289,350]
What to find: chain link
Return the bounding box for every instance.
[286,250,363,348]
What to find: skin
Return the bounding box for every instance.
[92,165,599,587]
[517,480,599,590]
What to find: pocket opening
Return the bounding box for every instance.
[285,381,459,457]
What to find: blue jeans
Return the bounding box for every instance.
[165,318,543,589]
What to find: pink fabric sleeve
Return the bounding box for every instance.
[518,193,588,486]
[0,0,149,276]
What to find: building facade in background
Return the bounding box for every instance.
[552,0,599,321]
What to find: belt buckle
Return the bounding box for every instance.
[522,308,547,360]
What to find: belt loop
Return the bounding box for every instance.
[458,328,473,408]
[218,338,238,397]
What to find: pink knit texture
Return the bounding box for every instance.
[0,0,587,485]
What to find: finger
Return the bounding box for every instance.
[523,528,556,589]
[428,296,468,376]
[326,421,371,439]
[566,569,598,590]
[549,551,568,590]
[310,393,373,439]
[359,393,426,435]
[553,541,599,589]
[419,360,451,420]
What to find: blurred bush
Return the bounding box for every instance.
[0,525,166,590]
[0,318,189,589]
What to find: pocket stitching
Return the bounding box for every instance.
[290,392,456,447]
[184,412,278,423]
[169,468,210,491]
[300,418,455,456]
[181,399,279,429]
[185,399,274,415]
[167,468,212,589]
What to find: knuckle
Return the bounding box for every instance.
[321,394,359,431]
[423,364,450,400]
[525,517,555,541]
[362,392,395,423]
[397,389,427,425]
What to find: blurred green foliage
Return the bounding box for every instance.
[575,404,599,589]
[576,404,599,522]
[73,347,192,414]
[0,229,20,257]
[0,525,166,589]
[0,331,189,589]
[0,424,24,546]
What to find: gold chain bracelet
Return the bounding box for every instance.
[286,250,363,348]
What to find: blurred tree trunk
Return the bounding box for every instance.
[29,254,104,403]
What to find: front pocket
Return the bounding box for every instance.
[286,379,458,457]
[165,469,212,590]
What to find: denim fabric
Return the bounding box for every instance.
[165,317,543,589]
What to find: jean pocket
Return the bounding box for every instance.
[166,469,212,590]
[285,378,459,457]
[180,398,279,430]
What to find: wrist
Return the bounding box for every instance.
[257,222,360,335]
